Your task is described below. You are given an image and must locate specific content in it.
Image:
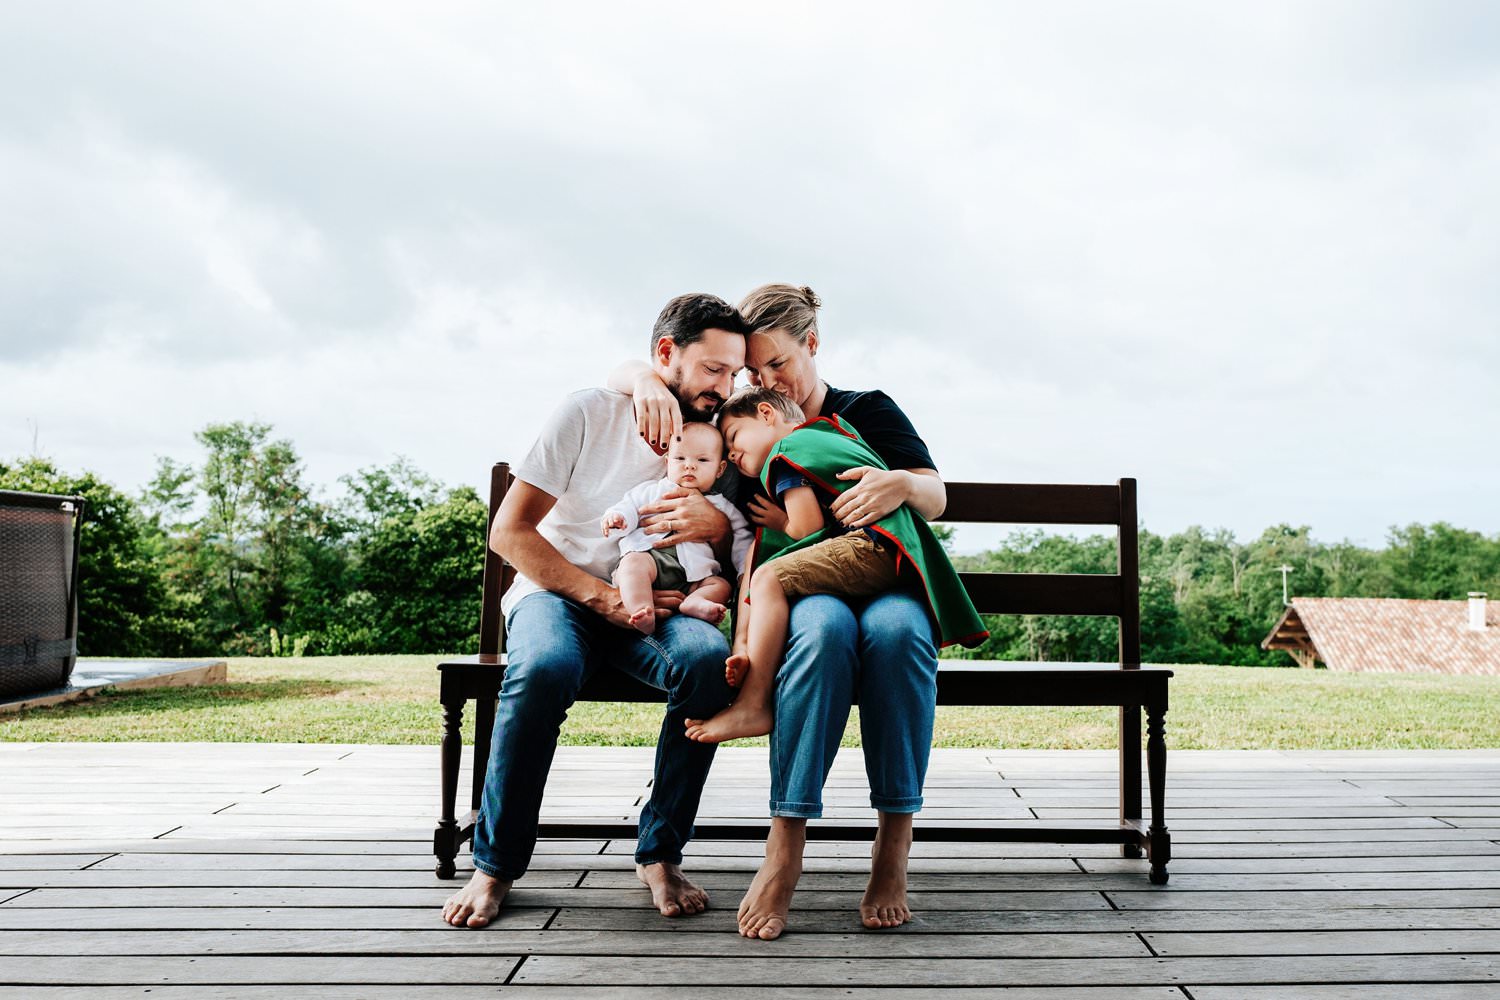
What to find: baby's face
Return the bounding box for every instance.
[666,425,728,491]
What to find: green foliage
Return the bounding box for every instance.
[8,424,1499,663]
[323,481,487,654]
[953,520,1500,667]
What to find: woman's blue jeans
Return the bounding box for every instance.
[471,592,732,881]
[770,591,939,817]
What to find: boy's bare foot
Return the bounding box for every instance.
[724,652,750,688]
[636,861,708,916]
[684,701,773,743]
[628,606,655,634]
[739,841,802,939]
[859,824,913,929]
[679,594,726,625]
[441,870,511,928]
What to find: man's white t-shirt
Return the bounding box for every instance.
[501,388,670,618]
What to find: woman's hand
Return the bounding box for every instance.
[829,467,909,529]
[632,371,682,455]
[639,488,728,548]
[746,494,789,534]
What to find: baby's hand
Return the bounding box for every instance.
[601,512,627,536]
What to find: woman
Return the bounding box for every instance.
[611,284,945,940]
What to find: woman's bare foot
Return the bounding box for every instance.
[441,870,511,928]
[636,861,708,916]
[859,816,913,929]
[739,819,805,940]
[679,593,727,625]
[684,700,773,743]
[628,606,655,634]
[724,652,750,688]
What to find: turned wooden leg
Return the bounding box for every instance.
[1146,697,1171,885]
[434,696,464,879]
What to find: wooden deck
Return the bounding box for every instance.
[1,742,1498,997]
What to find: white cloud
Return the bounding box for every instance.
[1,1,1497,548]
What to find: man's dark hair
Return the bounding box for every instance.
[650,293,751,355]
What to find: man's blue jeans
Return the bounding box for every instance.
[770,592,939,817]
[471,592,731,881]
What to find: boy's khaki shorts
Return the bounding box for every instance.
[763,531,901,599]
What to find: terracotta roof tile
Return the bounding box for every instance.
[1267,597,1500,675]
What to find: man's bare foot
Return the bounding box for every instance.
[724,652,749,688]
[441,870,511,928]
[679,594,727,625]
[636,861,708,917]
[859,820,913,929]
[739,827,804,940]
[684,701,772,743]
[628,606,655,634]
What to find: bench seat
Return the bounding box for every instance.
[435,468,1171,886]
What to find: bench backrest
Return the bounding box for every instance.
[478,464,1139,669]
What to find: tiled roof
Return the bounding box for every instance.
[1264,597,1500,675]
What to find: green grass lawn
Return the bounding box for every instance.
[2,656,1498,749]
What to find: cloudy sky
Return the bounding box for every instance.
[2,1,1496,550]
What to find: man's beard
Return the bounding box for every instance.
[666,365,722,421]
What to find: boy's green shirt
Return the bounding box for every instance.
[753,415,989,648]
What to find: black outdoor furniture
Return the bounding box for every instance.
[0,490,85,699]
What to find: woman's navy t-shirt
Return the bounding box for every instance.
[722,384,937,513]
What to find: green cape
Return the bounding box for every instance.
[753,415,988,648]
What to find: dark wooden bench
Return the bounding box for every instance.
[436,464,1172,884]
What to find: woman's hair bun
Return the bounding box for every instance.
[800,286,822,309]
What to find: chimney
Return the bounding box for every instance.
[1470,593,1488,632]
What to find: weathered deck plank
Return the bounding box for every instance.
[2,744,1499,994]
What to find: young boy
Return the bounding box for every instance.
[684,387,987,744]
[602,421,752,634]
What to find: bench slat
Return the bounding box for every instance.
[959,572,1122,617]
[939,483,1121,526]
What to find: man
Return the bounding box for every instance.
[442,293,747,928]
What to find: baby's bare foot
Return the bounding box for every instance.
[679,594,726,625]
[684,701,773,744]
[738,852,801,939]
[637,862,708,917]
[441,870,511,928]
[724,653,750,688]
[628,606,655,634]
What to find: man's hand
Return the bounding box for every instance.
[640,488,728,549]
[829,467,908,529]
[601,511,627,537]
[746,494,789,534]
[591,585,686,630]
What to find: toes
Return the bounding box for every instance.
[758,917,785,940]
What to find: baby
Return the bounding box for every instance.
[685,387,986,743]
[602,421,751,634]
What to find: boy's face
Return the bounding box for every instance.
[721,404,795,477]
[666,424,728,491]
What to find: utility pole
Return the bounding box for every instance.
[1278,565,1293,607]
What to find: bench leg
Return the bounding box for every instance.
[434,697,464,880]
[1119,703,1143,858]
[472,695,497,813]
[1146,697,1171,885]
